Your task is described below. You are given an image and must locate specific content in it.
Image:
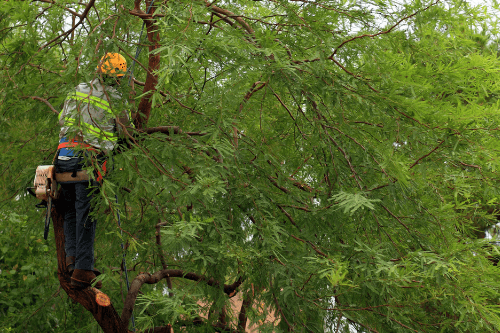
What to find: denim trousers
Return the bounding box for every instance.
[56,157,99,271]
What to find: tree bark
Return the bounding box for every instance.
[133,0,160,129]
[52,199,132,333]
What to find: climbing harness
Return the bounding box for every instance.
[27,150,108,241]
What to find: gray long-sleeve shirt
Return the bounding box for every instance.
[59,79,130,153]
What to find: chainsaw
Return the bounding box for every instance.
[27,165,92,239]
[27,165,59,240]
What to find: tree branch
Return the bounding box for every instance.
[143,326,172,333]
[205,2,254,34]
[237,292,253,332]
[138,126,207,136]
[409,140,445,169]
[330,0,441,58]
[39,0,96,50]
[155,220,173,296]
[32,0,83,18]
[121,270,243,328]
[22,96,59,115]
[131,1,160,128]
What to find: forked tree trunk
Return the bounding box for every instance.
[52,198,132,333]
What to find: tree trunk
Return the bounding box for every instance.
[52,198,132,333]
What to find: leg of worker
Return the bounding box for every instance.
[55,158,79,260]
[74,182,96,271]
[60,183,77,259]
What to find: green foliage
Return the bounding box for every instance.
[136,287,201,330]
[330,191,381,215]
[0,211,97,332]
[3,0,500,332]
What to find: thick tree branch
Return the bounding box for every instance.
[130,1,160,128]
[121,270,243,328]
[205,2,255,34]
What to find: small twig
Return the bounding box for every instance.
[459,162,481,169]
[330,0,441,58]
[271,280,294,331]
[155,219,173,295]
[409,140,444,169]
[21,96,59,115]
[39,0,96,50]
[290,234,330,258]
[23,286,61,327]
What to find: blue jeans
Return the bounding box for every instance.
[56,157,98,271]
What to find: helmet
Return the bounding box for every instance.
[97,53,127,77]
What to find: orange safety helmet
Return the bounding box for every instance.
[97,53,127,77]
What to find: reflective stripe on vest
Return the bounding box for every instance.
[60,91,133,127]
[69,91,112,112]
[59,92,113,121]
[63,118,118,142]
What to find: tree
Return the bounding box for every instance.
[2,0,500,332]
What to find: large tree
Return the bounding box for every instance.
[2,0,500,332]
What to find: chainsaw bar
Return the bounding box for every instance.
[44,196,52,240]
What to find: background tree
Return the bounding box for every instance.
[2,0,500,332]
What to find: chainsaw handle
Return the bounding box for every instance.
[26,187,37,198]
[44,197,52,240]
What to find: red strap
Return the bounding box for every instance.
[96,160,107,182]
[57,140,98,152]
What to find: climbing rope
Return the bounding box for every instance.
[128,0,156,85]
[121,1,155,331]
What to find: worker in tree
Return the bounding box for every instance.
[55,52,131,289]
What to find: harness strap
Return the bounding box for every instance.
[55,159,107,183]
[57,140,99,152]
[55,171,90,183]
[97,160,107,183]
[63,118,118,142]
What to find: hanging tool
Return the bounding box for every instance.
[27,165,59,240]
